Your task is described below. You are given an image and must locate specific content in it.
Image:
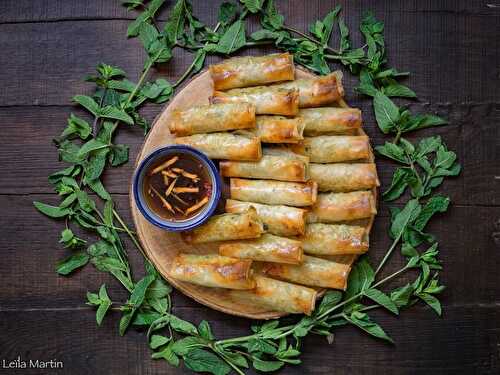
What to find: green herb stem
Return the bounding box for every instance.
[173,22,222,89]
[374,215,413,277]
[283,25,341,55]
[393,129,402,144]
[112,209,148,260]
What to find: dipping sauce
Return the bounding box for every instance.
[143,153,212,221]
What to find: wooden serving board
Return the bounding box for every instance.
[130,67,377,319]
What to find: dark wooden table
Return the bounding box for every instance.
[1,1,499,374]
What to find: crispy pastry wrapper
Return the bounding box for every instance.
[210,86,299,116]
[299,107,362,136]
[291,135,370,163]
[209,53,295,90]
[169,254,255,289]
[228,275,317,315]
[300,223,369,255]
[182,207,264,244]
[219,233,303,264]
[273,71,344,107]
[168,103,256,136]
[252,115,305,143]
[220,149,309,182]
[309,163,379,192]
[174,132,262,161]
[230,178,317,207]
[262,255,351,290]
[307,191,377,223]
[225,199,307,237]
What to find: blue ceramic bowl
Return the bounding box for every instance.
[133,145,222,231]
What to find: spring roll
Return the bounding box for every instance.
[182,207,264,244]
[307,191,376,223]
[169,254,255,289]
[299,107,362,135]
[228,275,317,315]
[226,199,306,236]
[220,152,309,182]
[210,53,295,90]
[210,86,299,116]
[310,163,379,192]
[230,178,317,207]
[174,132,261,161]
[253,116,304,143]
[301,223,369,255]
[262,255,350,290]
[273,71,344,108]
[168,103,256,136]
[220,234,303,264]
[291,136,370,163]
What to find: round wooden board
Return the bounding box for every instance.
[130,67,377,319]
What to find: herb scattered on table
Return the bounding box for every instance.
[34,1,461,374]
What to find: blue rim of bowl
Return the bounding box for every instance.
[133,145,222,232]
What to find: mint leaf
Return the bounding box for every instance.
[34,201,71,218]
[216,20,246,54]
[99,106,134,125]
[78,139,108,158]
[164,0,186,44]
[373,92,400,133]
[364,288,399,314]
[60,114,92,140]
[346,311,394,343]
[218,2,238,25]
[73,95,100,115]
[417,293,442,316]
[150,334,170,349]
[382,167,412,201]
[345,256,374,299]
[184,348,231,375]
[198,320,214,340]
[252,358,284,372]
[56,252,89,275]
[390,199,421,239]
[241,0,264,13]
[382,82,416,98]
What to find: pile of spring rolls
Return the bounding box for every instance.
[167,53,379,316]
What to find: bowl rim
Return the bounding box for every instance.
[132,144,222,232]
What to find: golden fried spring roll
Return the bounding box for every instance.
[220,234,303,264]
[175,132,261,161]
[226,199,306,236]
[209,53,295,90]
[169,254,255,289]
[307,191,376,223]
[273,71,344,107]
[230,178,317,207]
[262,255,350,290]
[310,163,379,192]
[228,275,317,315]
[220,152,309,182]
[168,103,256,136]
[291,136,370,163]
[299,107,362,135]
[182,207,264,243]
[301,223,369,255]
[253,116,304,143]
[210,86,299,116]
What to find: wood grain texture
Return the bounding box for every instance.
[0,0,499,373]
[0,1,499,106]
[0,306,498,374]
[1,195,499,309]
[3,103,498,205]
